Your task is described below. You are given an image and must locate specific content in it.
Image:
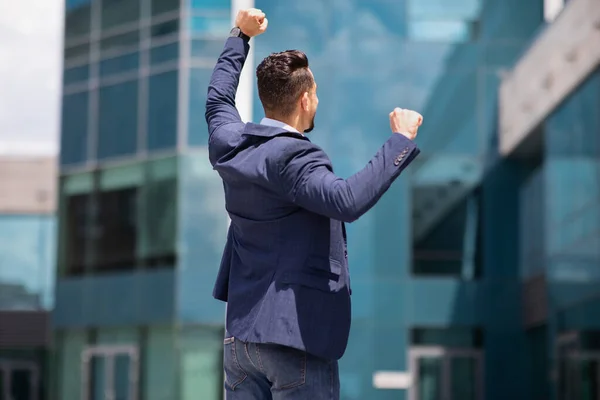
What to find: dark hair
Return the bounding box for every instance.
[256,50,314,117]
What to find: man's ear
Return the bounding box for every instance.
[300,92,310,111]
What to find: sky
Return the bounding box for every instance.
[0,0,63,156]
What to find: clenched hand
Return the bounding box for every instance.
[236,8,268,37]
[389,108,423,140]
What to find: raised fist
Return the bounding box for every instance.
[389,108,423,140]
[235,8,268,37]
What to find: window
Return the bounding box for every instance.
[0,215,56,311]
[99,52,140,78]
[150,19,179,42]
[188,15,230,35]
[100,31,140,57]
[101,0,141,30]
[93,164,144,272]
[60,159,178,277]
[97,80,139,160]
[64,64,90,85]
[147,71,178,151]
[143,327,177,399]
[56,330,87,400]
[82,345,139,400]
[190,0,230,11]
[65,0,91,42]
[409,327,484,400]
[179,326,224,400]
[527,326,549,400]
[138,158,178,267]
[556,331,600,400]
[412,190,482,278]
[191,39,226,60]
[188,68,212,146]
[152,0,180,17]
[408,0,481,42]
[150,42,179,66]
[64,43,90,62]
[60,91,89,166]
[60,173,94,276]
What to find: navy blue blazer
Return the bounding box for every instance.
[205,37,420,360]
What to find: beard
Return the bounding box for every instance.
[303,113,316,133]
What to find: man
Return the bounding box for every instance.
[206,8,422,400]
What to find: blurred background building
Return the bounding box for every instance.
[44,0,600,399]
[0,156,57,400]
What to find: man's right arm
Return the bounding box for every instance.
[204,37,249,137]
[273,134,420,223]
[204,9,268,138]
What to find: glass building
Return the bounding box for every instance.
[0,156,57,400]
[53,0,599,399]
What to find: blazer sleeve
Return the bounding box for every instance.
[273,134,420,223]
[205,37,250,137]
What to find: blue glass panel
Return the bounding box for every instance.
[53,269,175,327]
[150,19,179,41]
[61,91,89,166]
[100,30,140,55]
[189,0,229,11]
[144,327,178,399]
[152,0,180,16]
[147,71,178,151]
[179,327,224,397]
[188,15,230,35]
[187,68,212,146]
[0,215,56,311]
[97,80,139,159]
[63,64,89,85]
[408,20,474,42]
[101,0,141,30]
[99,52,140,77]
[150,42,179,65]
[64,43,90,61]
[544,69,600,263]
[65,0,91,40]
[66,0,91,10]
[190,39,224,60]
[409,0,480,19]
[479,0,543,40]
[177,154,228,324]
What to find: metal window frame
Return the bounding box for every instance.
[408,346,484,400]
[0,359,40,400]
[80,345,139,400]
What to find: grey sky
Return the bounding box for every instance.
[0,0,63,155]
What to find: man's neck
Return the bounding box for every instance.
[264,114,302,133]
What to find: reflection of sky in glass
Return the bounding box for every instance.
[0,214,56,310]
[409,20,472,42]
[409,0,481,19]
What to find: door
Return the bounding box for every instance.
[0,360,39,400]
[81,345,139,400]
[409,347,483,400]
[561,351,600,400]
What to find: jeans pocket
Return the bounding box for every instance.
[257,343,306,390]
[223,337,247,390]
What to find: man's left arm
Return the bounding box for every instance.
[204,37,250,136]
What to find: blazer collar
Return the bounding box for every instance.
[242,123,309,141]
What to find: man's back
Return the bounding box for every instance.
[210,119,353,359]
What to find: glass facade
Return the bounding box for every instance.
[519,67,600,400]
[0,215,56,311]
[54,0,598,399]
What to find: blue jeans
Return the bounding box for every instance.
[223,335,340,399]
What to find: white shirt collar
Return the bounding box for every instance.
[260,118,303,136]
